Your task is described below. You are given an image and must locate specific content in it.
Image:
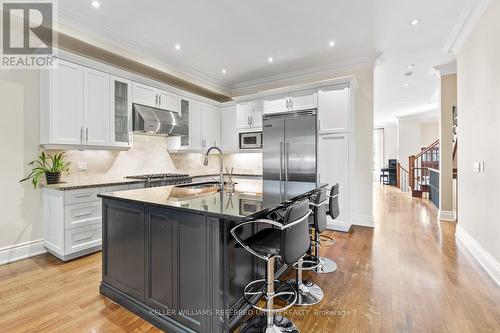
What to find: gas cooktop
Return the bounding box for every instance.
[126,173,190,180]
[126,173,192,187]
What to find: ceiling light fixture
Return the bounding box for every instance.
[407,64,415,70]
[329,41,335,47]
[175,44,181,51]
[268,57,273,63]
[404,82,409,87]
[91,1,101,8]
[221,69,226,74]
[410,18,421,26]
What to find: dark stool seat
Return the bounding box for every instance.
[231,198,312,333]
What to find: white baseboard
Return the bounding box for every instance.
[0,240,46,265]
[456,225,500,286]
[326,216,351,232]
[439,210,456,222]
[352,214,374,228]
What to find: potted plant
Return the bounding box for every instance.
[20,152,70,188]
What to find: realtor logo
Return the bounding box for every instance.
[1,1,56,68]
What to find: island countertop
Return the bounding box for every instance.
[98,180,327,220]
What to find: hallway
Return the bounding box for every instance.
[0,184,499,332]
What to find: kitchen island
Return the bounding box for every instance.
[98,181,325,333]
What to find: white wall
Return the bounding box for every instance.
[397,119,421,170]
[0,69,44,249]
[384,125,398,161]
[457,0,500,279]
[420,122,439,147]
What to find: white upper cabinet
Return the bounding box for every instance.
[318,85,350,134]
[202,103,221,148]
[237,100,263,130]
[221,105,238,152]
[132,82,180,113]
[188,99,203,150]
[44,59,84,145]
[263,90,317,114]
[158,90,180,112]
[263,94,288,114]
[132,82,157,108]
[110,76,132,147]
[289,89,317,111]
[84,68,110,146]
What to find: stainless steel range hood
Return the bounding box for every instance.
[132,103,188,136]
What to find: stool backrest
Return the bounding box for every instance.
[281,198,311,264]
[329,183,340,220]
[311,188,328,233]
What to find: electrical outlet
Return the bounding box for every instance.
[473,161,485,173]
[77,161,88,171]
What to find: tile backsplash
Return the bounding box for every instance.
[44,134,262,184]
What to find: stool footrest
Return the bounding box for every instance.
[243,279,297,314]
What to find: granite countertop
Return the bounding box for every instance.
[98,181,327,220]
[41,173,262,191]
[41,178,146,191]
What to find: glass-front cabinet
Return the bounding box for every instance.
[110,75,132,147]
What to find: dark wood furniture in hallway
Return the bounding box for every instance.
[0,184,499,333]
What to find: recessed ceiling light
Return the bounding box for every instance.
[221,69,226,74]
[329,41,335,47]
[410,18,421,26]
[404,82,409,87]
[407,64,415,70]
[91,1,101,8]
[268,57,273,63]
[175,44,181,51]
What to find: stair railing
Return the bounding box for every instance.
[396,162,409,192]
[409,139,440,192]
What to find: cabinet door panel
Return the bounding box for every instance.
[318,86,349,133]
[176,212,209,332]
[251,100,263,128]
[51,60,84,144]
[84,68,110,146]
[189,100,202,150]
[290,89,317,111]
[204,104,220,148]
[318,134,350,229]
[133,82,157,108]
[263,94,288,114]
[237,102,253,129]
[221,105,238,152]
[103,201,145,302]
[158,90,180,112]
[110,76,132,147]
[146,209,175,312]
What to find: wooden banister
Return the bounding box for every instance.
[415,139,440,159]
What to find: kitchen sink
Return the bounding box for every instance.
[176,181,221,190]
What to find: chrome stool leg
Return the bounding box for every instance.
[310,231,337,274]
[240,257,300,333]
[279,257,324,306]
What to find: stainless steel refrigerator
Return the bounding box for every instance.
[263,109,317,204]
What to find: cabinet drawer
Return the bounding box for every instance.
[100,184,131,193]
[64,188,100,204]
[65,223,102,254]
[64,201,102,230]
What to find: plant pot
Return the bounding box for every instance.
[45,172,61,185]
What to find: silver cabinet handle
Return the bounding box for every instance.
[155,93,158,105]
[85,127,88,144]
[74,212,92,218]
[289,97,293,110]
[285,97,289,110]
[80,127,84,145]
[251,116,253,127]
[159,94,161,106]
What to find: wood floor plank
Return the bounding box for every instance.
[0,184,499,332]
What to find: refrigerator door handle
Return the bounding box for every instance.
[285,142,290,181]
[280,142,283,181]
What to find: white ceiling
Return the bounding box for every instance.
[57,0,468,123]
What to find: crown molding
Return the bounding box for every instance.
[57,8,230,95]
[443,0,491,54]
[231,56,374,96]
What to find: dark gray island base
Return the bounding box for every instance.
[98,181,326,333]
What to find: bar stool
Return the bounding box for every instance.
[278,188,327,306]
[231,198,312,333]
[307,184,339,274]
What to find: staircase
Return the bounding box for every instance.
[409,139,440,197]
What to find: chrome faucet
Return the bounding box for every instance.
[203,146,224,192]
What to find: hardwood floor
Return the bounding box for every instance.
[1,184,499,332]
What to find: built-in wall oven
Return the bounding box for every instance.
[239,131,262,149]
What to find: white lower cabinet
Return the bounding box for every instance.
[318,133,351,231]
[42,183,145,261]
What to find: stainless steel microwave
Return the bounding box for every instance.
[239,131,262,149]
